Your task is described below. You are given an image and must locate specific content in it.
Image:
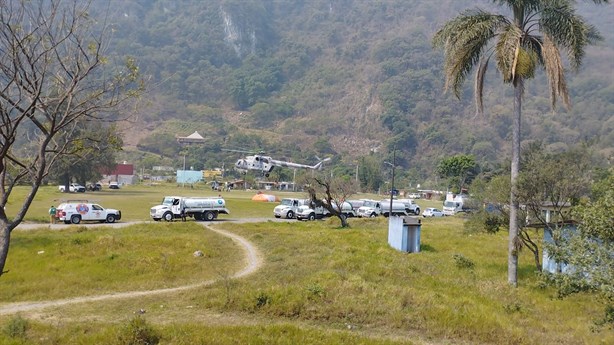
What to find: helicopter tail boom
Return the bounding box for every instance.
[270,157,330,170]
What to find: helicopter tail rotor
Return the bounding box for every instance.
[313,156,331,170]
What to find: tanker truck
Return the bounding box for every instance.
[150,196,230,221]
[357,199,409,218]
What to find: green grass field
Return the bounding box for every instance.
[5,183,421,223]
[0,184,610,344]
[7,183,288,222]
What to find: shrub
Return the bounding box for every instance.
[483,215,503,234]
[503,302,522,314]
[115,316,160,345]
[255,291,271,308]
[3,315,28,339]
[604,305,614,328]
[306,283,324,299]
[453,254,475,270]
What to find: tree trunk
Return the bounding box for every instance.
[508,81,523,287]
[0,220,11,276]
[62,173,70,193]
[519,230,542,272]
[532,247,542,272]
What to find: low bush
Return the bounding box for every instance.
[2,315,28,339]
[115,316,160,345]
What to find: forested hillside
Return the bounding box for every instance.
[95,0,614,187]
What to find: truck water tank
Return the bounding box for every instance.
[183,197,225,208]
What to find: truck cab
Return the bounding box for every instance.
[357,200,381,218]
[296,204,330,221]
[396,199,421,215]
[273,198,306,219]
[442,192,471,216]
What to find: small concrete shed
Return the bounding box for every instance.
[388,216,422,253]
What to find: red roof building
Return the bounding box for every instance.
[106,163,134,176]
[103,163,137,185]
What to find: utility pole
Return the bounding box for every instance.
[384,146,396,216]
[389,147,396,215]
[182,153,186,188]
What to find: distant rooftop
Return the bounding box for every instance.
[177,131,205,144]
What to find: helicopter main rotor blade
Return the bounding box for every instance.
[269,158,328,170]
[222,148,253,154]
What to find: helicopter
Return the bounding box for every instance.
[225,150,331,177]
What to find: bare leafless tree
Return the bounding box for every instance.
[304,175,358,228]
[0,0,142,276]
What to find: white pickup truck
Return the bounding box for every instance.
[56,201,121,224]
[58,183,86,193]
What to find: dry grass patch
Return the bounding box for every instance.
[1,222,241,302]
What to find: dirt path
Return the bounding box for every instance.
[0,224,262,316]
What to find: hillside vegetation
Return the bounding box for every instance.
[95,0,614,183]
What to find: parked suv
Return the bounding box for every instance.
[87,183,102,191]
[422,208,444,217]
[56,201,121,224]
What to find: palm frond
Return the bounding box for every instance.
[475,56,490,117]
[494,24,522,83]
[540,2,603,70]
[433,10,507,98]
[541,33,571,110]
[434,0,607,114]
[523,35,544,65]
[491,0,542,13]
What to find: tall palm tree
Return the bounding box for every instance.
[433,0,608,287]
